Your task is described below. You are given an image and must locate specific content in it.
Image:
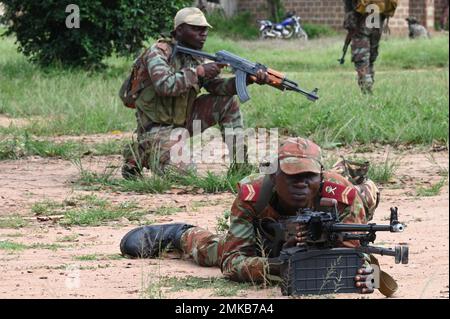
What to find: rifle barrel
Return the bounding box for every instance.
[282,80,319,101]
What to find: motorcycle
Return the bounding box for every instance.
[259,12,308,40]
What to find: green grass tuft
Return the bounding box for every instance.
[0,215,28,229]
[416,177,448,196]
[368,156,400,184]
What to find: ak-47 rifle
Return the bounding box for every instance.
[172,44,319,103]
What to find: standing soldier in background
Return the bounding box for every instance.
[343,0,397,94]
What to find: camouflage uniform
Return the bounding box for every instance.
[344,0,386,94]
[122,38,242,175]
[180,170,371,283]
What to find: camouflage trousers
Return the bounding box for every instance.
[180,227,224,267]
[351,22,384,94]
[180,227,270,283]
[123,94,243,174]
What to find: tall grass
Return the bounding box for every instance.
[1,33,448,145]
[243,68,449,145]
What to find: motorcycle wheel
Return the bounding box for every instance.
[283,25,295,39]
[296,29,309,41]
[260,29,273,40]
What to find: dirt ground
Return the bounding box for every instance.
[0,132,448,299]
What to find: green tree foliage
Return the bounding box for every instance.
[266,0,285,21]
[0,0,191,67]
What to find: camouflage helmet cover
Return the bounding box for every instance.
[278,137,323,175]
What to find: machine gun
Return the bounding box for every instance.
[280,206,408,264]
[275,205,408,296]
[172,44,319,103]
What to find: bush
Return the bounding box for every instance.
[0,0,191,67]
[206,11,259,40]
[302,23,338,39]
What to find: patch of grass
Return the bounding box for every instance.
[60,207,147,227]
[32,194,149,227]
[89,140,126,156]
[4,232,23,238]
[302,23,338,39]
[152,206,183,216]
[156,276,253,297]
[216,210,231,234]
[105,253,124,260]
[0,215,28,229]
[0,133,125,160]
[75,159,255,194]
[31,199,63,215]
[0,240,28,251]
[244,68,448,145]
[29,243,62,251]
[0,133,81,160]
[74,254,100,261]
[74,253,125,261]
[74,159,173,193]
[0,240,61,251]
[56,234,79,242]
[368,156,400,184]
[416,177,448,196]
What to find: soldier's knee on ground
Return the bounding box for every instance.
[180,227,221,267]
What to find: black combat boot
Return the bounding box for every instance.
[120,223,194,258]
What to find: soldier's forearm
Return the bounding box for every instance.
[151,67,199,97]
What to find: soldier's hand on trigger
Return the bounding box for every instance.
[196,62,227,79]
[281,223,308,249]
[295,223,308,247]
[354,264,375,294]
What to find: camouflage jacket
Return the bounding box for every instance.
[220,171,367,283]
[135,38,237,127]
